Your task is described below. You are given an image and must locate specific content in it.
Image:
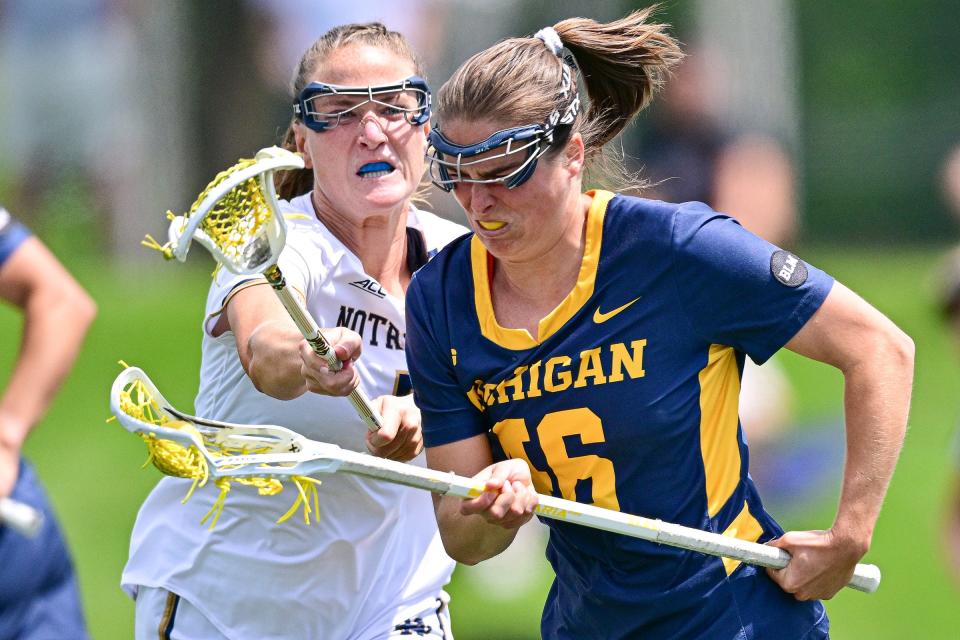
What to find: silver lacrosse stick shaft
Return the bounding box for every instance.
[262,264,382,431]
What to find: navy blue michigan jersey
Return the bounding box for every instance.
[0,209,89,638]
[406,191,835,639]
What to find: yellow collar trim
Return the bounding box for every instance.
[471,190,614,349]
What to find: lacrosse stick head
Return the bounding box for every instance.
[166,146,305,274]
[110,366,344,474]
[110,366,343,527]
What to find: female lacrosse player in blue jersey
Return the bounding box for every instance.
[406,8,914,639]
[125,23,466,639]
[0,207,95,639]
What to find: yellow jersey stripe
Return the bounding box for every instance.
[720,501,765,575]
[471,190,614,349]
[698,344,742,517]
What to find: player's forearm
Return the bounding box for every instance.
[831,325,914,548]
[433,495,520,565]
[0,281,96,446]
[243,322,309,400]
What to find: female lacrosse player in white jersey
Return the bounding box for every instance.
[124,23,466,639]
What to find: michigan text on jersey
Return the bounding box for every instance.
[467,339,647,411]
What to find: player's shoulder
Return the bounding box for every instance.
[422,230,473,267]
[277,193,344,256]
[277,193,318,232]
[609,193,737,247]
[409,231,473,296]
[595,193,715,261]
[602,192,672,239]
[408,206,470,253]
[607,192,720,226]
[607,192,681,216]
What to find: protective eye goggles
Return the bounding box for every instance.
[426,65,581,191]
[293,76,431,133]
[426,125,555,191]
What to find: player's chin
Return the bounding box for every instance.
[359,184,415,210]
[477,233,522,260]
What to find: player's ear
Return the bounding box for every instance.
[565,131,585,176]
[423,121,431,137]
[293,123,313,169]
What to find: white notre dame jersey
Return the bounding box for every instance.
[123,195,467,639]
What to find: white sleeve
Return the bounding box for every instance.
[200,229,319,336]
[275,240,313,303]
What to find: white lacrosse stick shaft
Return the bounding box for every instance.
[283,444,882,594]
[0,497,43,538]
[110,367,879,594]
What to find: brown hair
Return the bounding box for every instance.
[435,7,683,189]
[274,22,425,200]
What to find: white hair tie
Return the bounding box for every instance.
[533,26,563,57]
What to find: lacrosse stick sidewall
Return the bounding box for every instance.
[171,151,300,267]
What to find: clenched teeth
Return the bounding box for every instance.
[360,170,393,179]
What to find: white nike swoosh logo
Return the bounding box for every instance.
[593,297,642,324]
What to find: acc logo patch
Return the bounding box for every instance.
[349,278,386,299]
[770,250,807,287]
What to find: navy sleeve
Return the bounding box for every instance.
[405,268,488,447]
[668,202,834,364]
[0,208,31,267]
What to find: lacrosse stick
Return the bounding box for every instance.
[146,146,382,432]
[0,497,43,538]
[110,366,881,593]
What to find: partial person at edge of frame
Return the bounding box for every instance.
[941,144,960,228]
[0,206,96,639]
[405,7,914,640]
[937,146,960,583]
[123,23,467,639]
[936,246,960,583]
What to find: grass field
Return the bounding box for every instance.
[1,245,958,639]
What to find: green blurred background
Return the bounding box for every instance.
[2,0,959,638]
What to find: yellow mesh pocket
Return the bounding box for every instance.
[188,158,273,262]
[143,157,275,264]
[112,365,322,528]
